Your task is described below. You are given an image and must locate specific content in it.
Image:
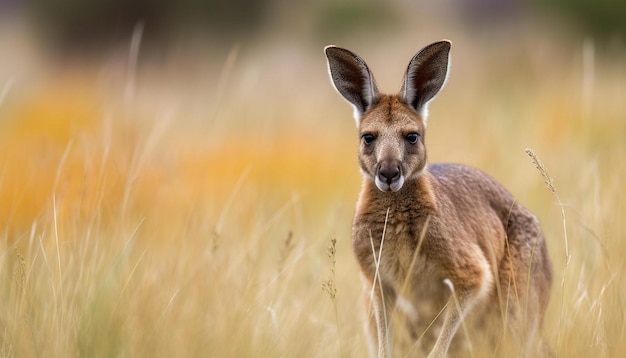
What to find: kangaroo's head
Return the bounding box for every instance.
[325,41,450,192]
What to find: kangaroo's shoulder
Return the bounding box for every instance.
[427,162,516,210]
[428,163,503,187]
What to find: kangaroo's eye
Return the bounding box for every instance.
[406,132,420,144]
[362,133,376,145]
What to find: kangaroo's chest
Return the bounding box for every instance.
[353,214,444,289]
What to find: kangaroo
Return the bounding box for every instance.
[324,40,552,358]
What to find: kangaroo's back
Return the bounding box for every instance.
[325,41,552,358]
[428,162,553,336]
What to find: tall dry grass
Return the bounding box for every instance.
[0,22,625,357]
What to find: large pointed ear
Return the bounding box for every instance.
[324,46,379,121]
[400,40,451,119]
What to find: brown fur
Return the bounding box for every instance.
[325,42,552,358]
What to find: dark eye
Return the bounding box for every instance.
[362,133,376,145]
[406,132,419,144]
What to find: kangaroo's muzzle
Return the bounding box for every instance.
[375,161,404,192]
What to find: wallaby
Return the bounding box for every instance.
[324,40,552,358]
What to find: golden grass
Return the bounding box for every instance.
[1,29,625,357]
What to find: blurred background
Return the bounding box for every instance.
[0,1,624,357]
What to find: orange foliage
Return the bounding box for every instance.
[0,79,358,241]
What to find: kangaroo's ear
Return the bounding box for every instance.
[400,40,451,120]
[325,46,379,121]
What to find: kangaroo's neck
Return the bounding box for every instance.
[357,170,438,216]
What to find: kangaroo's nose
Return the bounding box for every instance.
[378,163,401,184]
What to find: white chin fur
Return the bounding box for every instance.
[374,175,405,192]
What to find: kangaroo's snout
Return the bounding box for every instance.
[375,160,404,192]
[378,162,400,184]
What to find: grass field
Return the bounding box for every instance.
[0,22,625,357]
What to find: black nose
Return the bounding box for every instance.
[378,163,401,184]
